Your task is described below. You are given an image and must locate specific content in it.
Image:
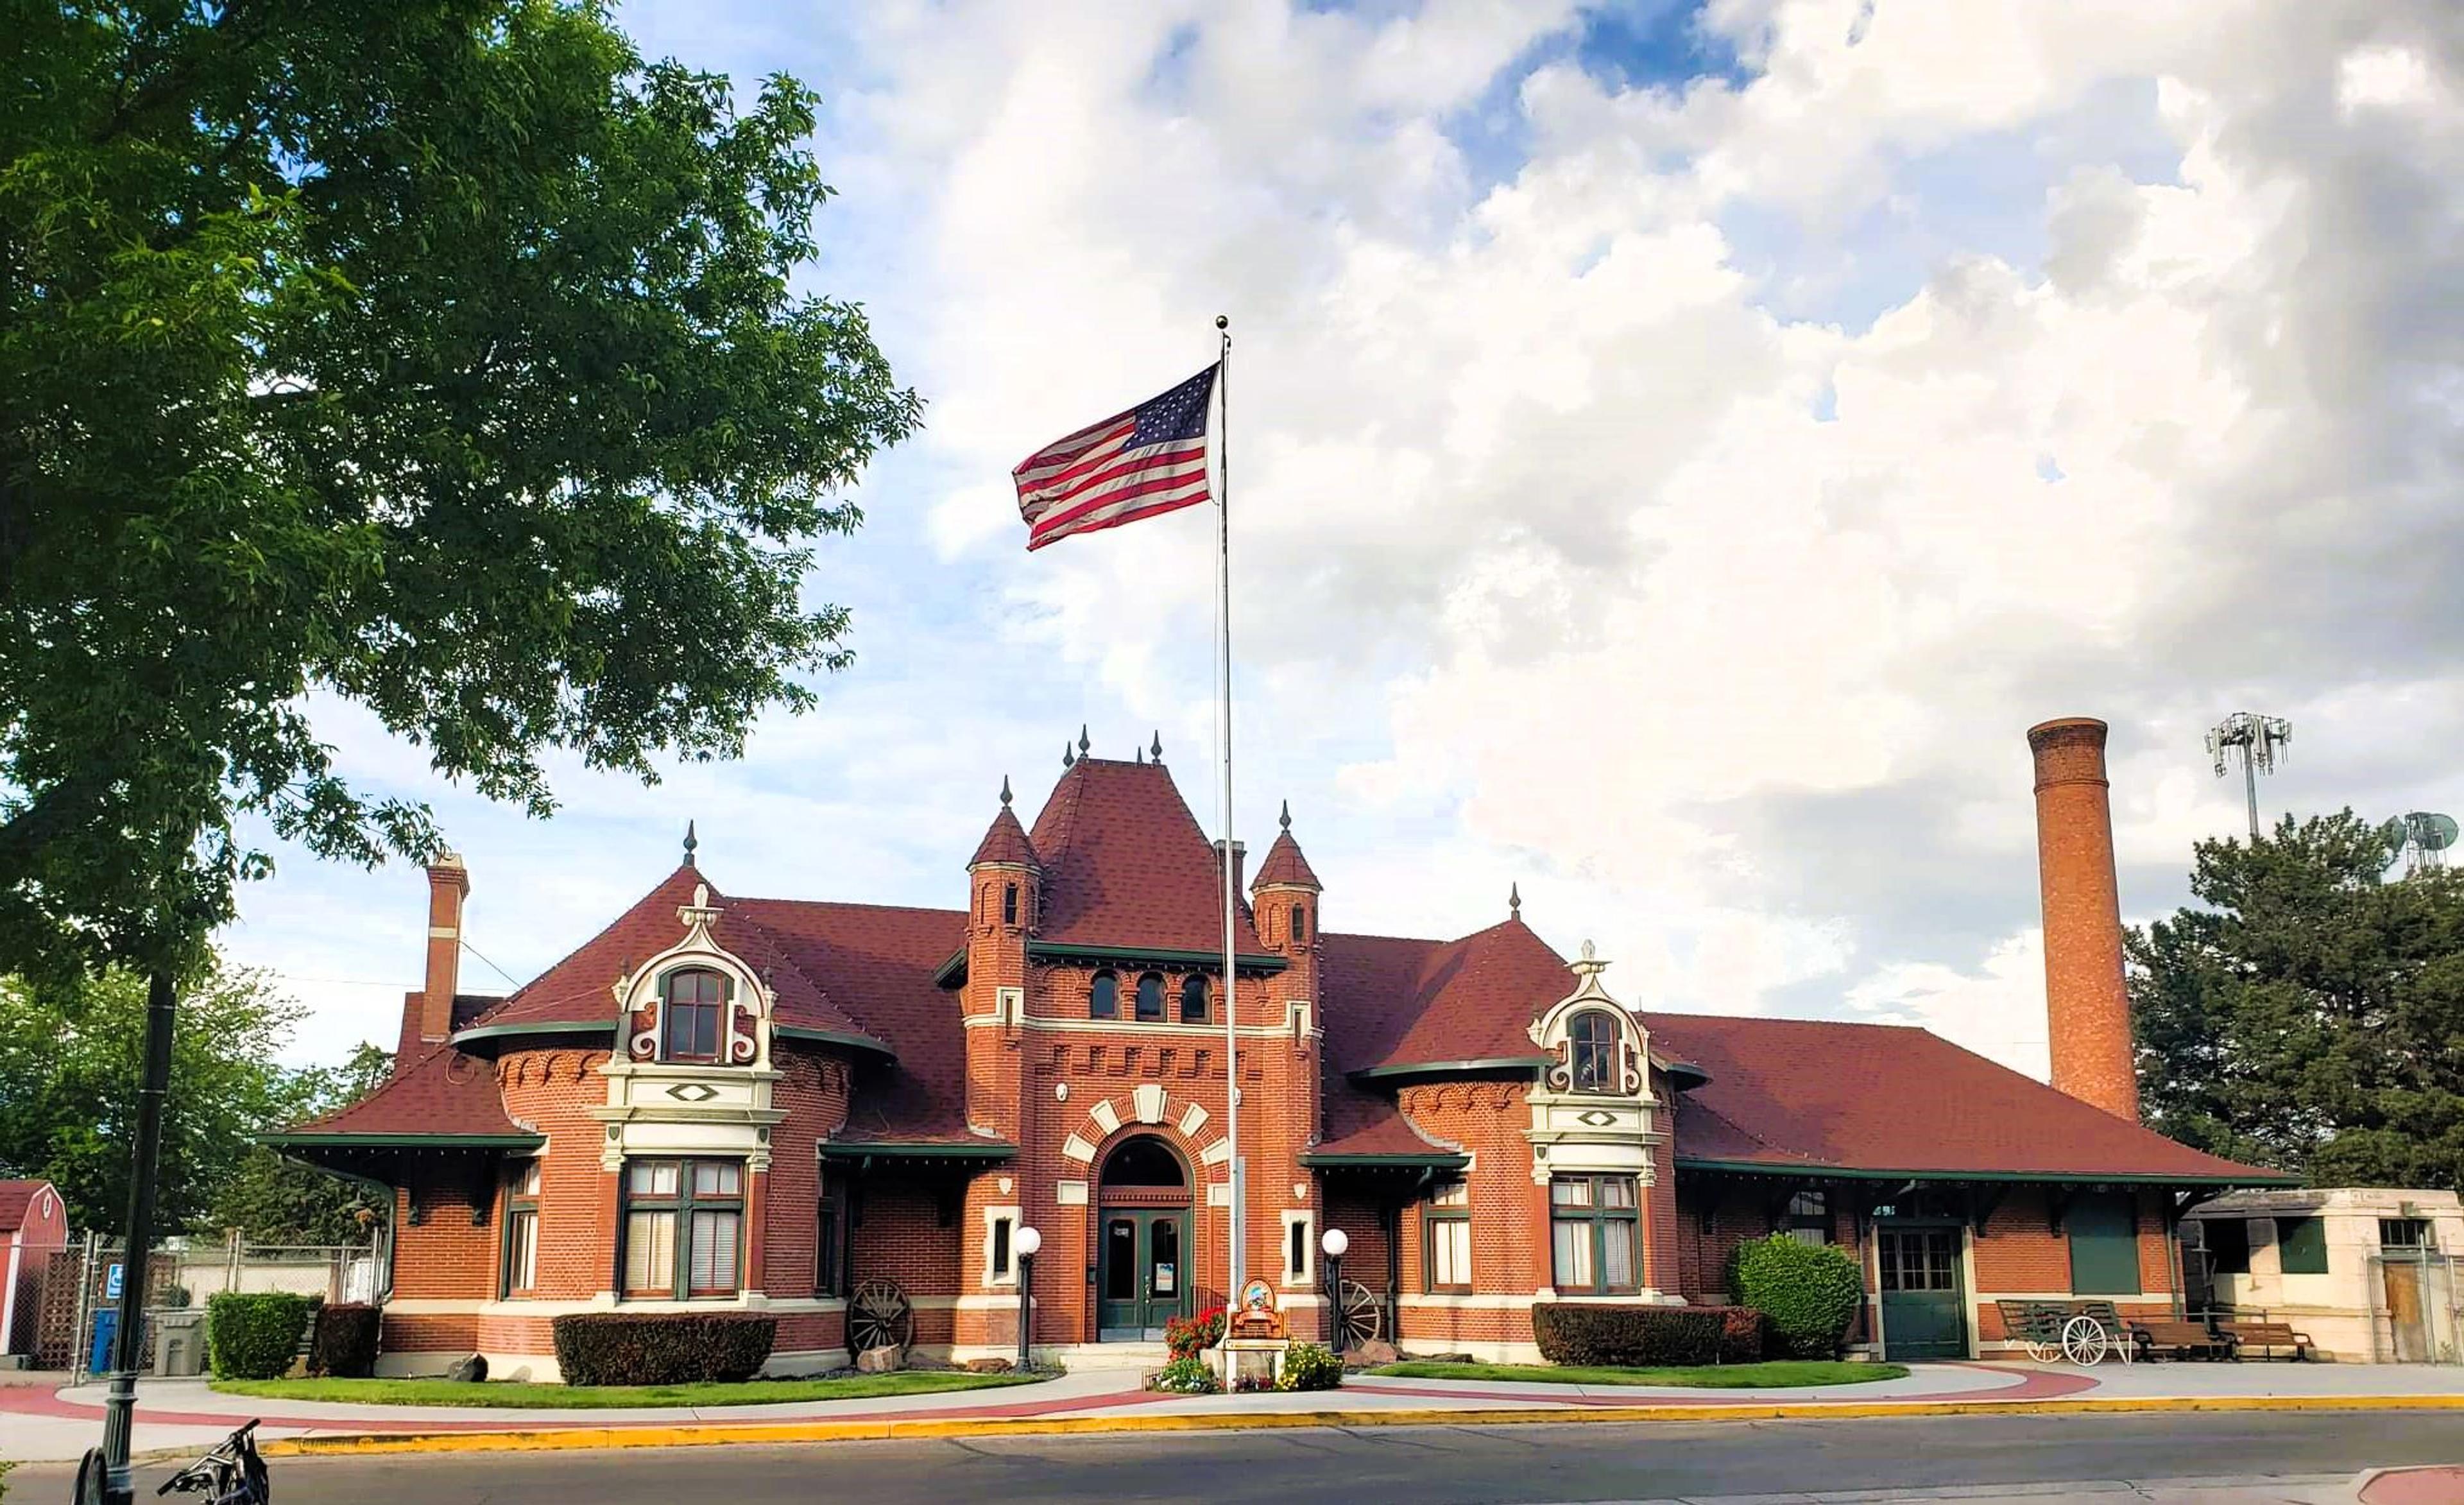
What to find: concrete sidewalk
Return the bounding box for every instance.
[7,1361,2464,1465]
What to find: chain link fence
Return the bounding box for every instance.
[36,1231,386,1379]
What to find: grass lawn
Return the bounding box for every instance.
[209,1370,1047,1409]
[1368,1359,1906,1388]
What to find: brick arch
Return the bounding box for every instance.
[1057,1086,1228,1183]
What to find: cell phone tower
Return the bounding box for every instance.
[2207,712,2291,843]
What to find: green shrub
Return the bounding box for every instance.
[1727,1234,1863,1359]
[1713,1305,1767,1363]
[1532,1303,1731,1366]
[551,1313,777,1386]
[1276,1343,1343,1391]
[205,1293,315,1380]
[309,1303,382,1378]
[1152,1355,1219,1393]
[1164,1305,1226,1360]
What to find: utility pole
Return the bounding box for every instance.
[96,963,177,1505]
[2207,712,2291,843]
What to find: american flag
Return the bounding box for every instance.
[1013,365,1218,551]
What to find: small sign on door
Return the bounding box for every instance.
[1154,1263,1176,1295]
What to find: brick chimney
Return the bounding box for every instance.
[420,852,469,1044]
[2026,718,2139,1121]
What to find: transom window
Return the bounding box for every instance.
[1179,974,1209,1022]
[1568,1010,1620,1094]
[1549,1174,1639,1294]
[1089,970,1119,1019]
[2381,1217,2435,1250]
[501,1160,542,1297]
[623,1158,743,1300]
[662,969,726,1062]
[1425,1180,1471,1293]
[1134,971,1166,1022]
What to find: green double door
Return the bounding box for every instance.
[1097,1208,1190,1340]
[1877,1223,1968,1359]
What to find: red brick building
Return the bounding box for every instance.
[270,720,2288,1376]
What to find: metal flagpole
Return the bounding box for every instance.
[1213,314,1242,1309]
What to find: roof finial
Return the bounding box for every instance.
[1078,723,1091,756]
[1136,744,1145,764]
[1063,742,1075,769]
[1151,730,1163,761]
[1279,799,1292,831]
[1509,882,1521,919]
[683,820,699,864]
[1000,775,1013,808]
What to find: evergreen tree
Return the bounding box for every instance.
[2132,811,2464,1193]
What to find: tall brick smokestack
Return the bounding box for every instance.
[2026,718,2139,1121]
[420,852,469,1044]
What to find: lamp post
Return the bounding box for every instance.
[1320,1227,1349,1356]
[1014,1226,1041,1372]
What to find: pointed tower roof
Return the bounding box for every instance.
[970,777,1040,869]
[1251,800,1321,891]
[1027,756,1264,953]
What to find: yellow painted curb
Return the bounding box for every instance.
[259,1392,2464,1458]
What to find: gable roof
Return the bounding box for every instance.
[1317,928,2288,1185]
[0,1180,57,1232]
[1027,757,1263,954]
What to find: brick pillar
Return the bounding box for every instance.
[2026,717,2139,1121]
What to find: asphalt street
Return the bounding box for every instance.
[29,1411,2464,1504]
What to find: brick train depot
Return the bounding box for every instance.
[270,719,2288,1375]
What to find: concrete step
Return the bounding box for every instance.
[1038,1342,1169,1371]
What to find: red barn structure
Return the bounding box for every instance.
[269,722,2289,1377]
[1,1180,69,1359]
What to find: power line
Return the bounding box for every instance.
[459,937,522,988]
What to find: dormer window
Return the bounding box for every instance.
[662,969,726,1062]
[1568,1010,1618,1094]
[1090,970,1119,1019]
[1134,971,1165,1022]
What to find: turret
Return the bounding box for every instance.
[1251,801,1321,995]
[963,777,1039,1135]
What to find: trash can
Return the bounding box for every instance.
[88,1308,117,1373]
[156,1310,207,1377]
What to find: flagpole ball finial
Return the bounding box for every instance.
[1215,314,1228,330]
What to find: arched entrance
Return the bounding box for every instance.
[1095,1134,1194,1341]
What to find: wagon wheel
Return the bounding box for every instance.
[1338,1279,1383,1348]
[2060,1314,2109,1366]
[848,1278,913,1354]
[2023,1334,2063,1364]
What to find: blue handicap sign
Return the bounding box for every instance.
[105,1262,123,1302]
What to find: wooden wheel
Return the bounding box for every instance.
[848,1278,913,1353]
[2060,1313,2109,1366]
[1338,1279,1383,1348]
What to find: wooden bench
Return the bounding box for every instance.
[2218,1320,2313,1361]
[2128,1318,2234,1361]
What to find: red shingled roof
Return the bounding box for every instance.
[1028,757,1263,953]
[0,1180,54,1232]
[275,995,535,1142]
[1252,829,1321,891]
[970,804,1040,870]
[1317,929,2286,1183]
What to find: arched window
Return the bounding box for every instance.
[1001,883,1018,925]
[1099,1135,1187,1189]
[1134,971,1165,1022]
[1179,974,1209,1023]
[1089,970,1118,1019]
[1568,1010,1619,1094]
[662,969,725,1062]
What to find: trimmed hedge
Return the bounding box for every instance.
[1727,1234,1863,1359]
[551,1312,777,1386]
[206,1293,315,1380]
[1531,1303,1755,1366]
[309,1303,382,1379]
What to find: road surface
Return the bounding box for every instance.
[28,1411,2463,1503]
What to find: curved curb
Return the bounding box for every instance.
[259,1391,2464,1458]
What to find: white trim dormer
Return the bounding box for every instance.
[1523,942,1664,1188]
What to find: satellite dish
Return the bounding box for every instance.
[2413,813,2460,852]
[2382,817,2411,860]
[2390,812,2458,873]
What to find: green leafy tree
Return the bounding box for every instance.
[201,1041,396,1244]
[2132,811,2464,1194]
[2,0,921,983]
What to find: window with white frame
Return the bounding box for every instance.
[501,1159,542,1296]
[1424,1180,1471,1292]
[984,1207,1022,1287]
[1281,1210,1315,1286]
[1550,1174,1639,1294]
[622,1158,743,1299]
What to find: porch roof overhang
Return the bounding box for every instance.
[1299,1150,1471,1173]
[1673,1157,2302,1187]
[817,1140,1018,1171]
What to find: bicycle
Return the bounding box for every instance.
[155,1420,272,1504]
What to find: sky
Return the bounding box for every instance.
[225,0,2464,1079]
